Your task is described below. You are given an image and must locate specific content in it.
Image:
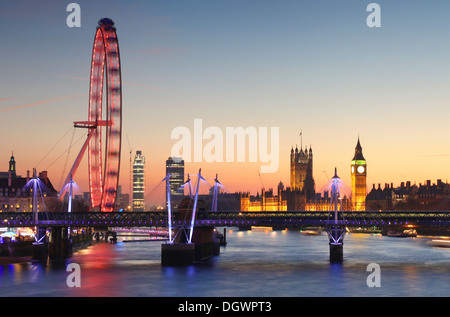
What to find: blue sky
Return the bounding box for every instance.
[1,0,450,200]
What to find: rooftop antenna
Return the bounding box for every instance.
[299,130,302,149]
[257,170,265,190]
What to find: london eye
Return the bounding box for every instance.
[61,18,122,212]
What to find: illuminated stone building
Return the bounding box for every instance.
[305,192,352,211]
[366,180,450,210]
[0,154,57,212]
[240,182,287,211]
[350,137,367,211]
[290,145,315,201]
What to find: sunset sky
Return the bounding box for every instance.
[1,0,450,206]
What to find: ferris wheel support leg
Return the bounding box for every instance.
[59,132,94,201]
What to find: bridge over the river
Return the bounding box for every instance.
[1,210,450,228]
[2,210,449,264]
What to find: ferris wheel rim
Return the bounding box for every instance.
[88,18,122,212]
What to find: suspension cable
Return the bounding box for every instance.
[44,132,86,172]
[59,128,77,189]
[35,126,73,169]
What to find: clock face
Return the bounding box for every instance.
[357,166,365,173]
[351,166,354,173]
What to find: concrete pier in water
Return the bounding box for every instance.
[48,227,72,259]
[161,226,221,266]
[329,243,343,263]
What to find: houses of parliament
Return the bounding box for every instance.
[240,136,367,211]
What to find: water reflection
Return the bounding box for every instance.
[0,231,449,296]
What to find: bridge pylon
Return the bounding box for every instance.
[211,173,222,212]
[161,169,221,265]
[325,168,346,262]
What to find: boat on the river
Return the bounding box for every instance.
[387,229,417,237]
[301,229,322,236]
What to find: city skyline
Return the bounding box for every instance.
[1,1,450,203]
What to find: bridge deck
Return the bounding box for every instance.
[0,211,449,228]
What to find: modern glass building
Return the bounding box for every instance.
[166,157,184,209]
[132,150,145,211]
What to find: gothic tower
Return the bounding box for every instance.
[290,147,295,189]
[351,137,367,211]
[304,146,315,201]
[9,152,16,178]
[290,139,315,199]
[295,147,308,191]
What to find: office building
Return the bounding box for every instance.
[132,150,145,211]
[166,157,184,209]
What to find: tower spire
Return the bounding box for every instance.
[353,136,365,160]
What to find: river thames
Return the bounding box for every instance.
[1,229,450,297]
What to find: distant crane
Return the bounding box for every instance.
[323,171,330,181]
[127,135,132,210]
[257,170,265,190]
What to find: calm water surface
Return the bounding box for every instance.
[1,229,450,297]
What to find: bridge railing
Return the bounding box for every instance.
[0,211,168,227]
[195,210,450,227]
[0,210,450,228]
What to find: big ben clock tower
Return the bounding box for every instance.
[351,137,366,211]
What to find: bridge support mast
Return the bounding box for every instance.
[211,174,221,212]
[161,169,221,265]
[161,171,196,265]
[326,168,346,263]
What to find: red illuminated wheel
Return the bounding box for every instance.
[88,18,122,211]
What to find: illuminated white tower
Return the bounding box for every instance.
[132,150,145,211]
